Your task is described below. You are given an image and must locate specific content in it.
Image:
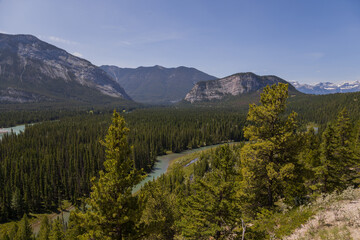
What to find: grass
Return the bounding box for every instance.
[255,205,315,239]
[0,213,44,236]
[0,200,74,237]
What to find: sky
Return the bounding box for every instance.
[0,0,359,84]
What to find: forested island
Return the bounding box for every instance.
[1,83,359,239]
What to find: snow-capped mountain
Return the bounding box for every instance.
[290,81,360,95]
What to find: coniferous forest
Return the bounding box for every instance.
[1,84,360,239]
[0,109,245,223]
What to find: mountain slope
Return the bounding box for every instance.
[184,72,299,103]
[0,33,131,104]
[100,65,216,104]
[291,81,360,95]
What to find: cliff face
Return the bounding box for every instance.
[0,33,131,103]
[184,72,297,103]
[101,65,216,104]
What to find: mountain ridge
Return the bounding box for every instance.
[291,81,360,95]
[0,33,131,104]
[100,65,216,104]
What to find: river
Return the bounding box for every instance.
[132,143,230,193]
[0,124,26,140]
[0,123,234,231]
[0,123,229,193]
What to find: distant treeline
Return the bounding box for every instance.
[288,91,360,125]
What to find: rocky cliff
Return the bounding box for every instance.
[0,33,131,103]
[184,72,297,103]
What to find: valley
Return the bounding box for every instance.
[0,17,359,238]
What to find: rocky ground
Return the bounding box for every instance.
[285,188,360,240]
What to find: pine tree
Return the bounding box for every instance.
[177,145,241,239]
[0,233,11,240]
[299,127,321,194]
[8,223,19,239]
[38,216,50,240]
[334,108,358,186]
[14,214,32,240]
[139,182,175,240]
[319,108,358,192]
[49,219,64,240]
[240,83,303,209]
[11,188,23,219]
[74,110,144,239]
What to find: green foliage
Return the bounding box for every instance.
[317,108,359,192]
[241,83,304,210]
[11,188,24,219]
[177,145,242,239]
[0,109,245,221]
[14,214,33,240]
[3,84,360,239]
[299,127,321,193]
[139,182,175,239]
[37,216,50,240]
[49,219,64,240]
[252,206,314,239]
[74,111,144,239]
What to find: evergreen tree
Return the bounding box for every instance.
[38,216,50,240]
[49,219,64,240]
[319,108,358,192]
[64,211,86,240]
[177,145,241,239]
[8,223,19,239]
[299,127,321,194]
[74,110,144,239]
[240,83,303,209]
[11,188,23,219]
[139,182,175,239]
[0,233,11,240]
[334,108,358,186]
[14,214,32,240]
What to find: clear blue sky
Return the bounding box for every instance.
[1,0,359,84]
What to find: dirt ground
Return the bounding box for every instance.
[285,197,360,240]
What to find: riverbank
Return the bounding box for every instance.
[0,124,26,140]
[133,142,238,193]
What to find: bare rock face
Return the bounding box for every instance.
[0,33,131,103]
[0,87,53,103]
[184,72,294,103]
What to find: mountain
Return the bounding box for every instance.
[100,65,216,104]
[0,33,131,104]
[291,81,360,95]
[184,72,299,103]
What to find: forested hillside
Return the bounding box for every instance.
[0,109,244,222]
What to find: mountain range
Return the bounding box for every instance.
[100,65,216,104]
[291,81,360,95]
[0,33,130,104]
[2,33,360,107]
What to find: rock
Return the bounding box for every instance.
[184,72,297,103]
